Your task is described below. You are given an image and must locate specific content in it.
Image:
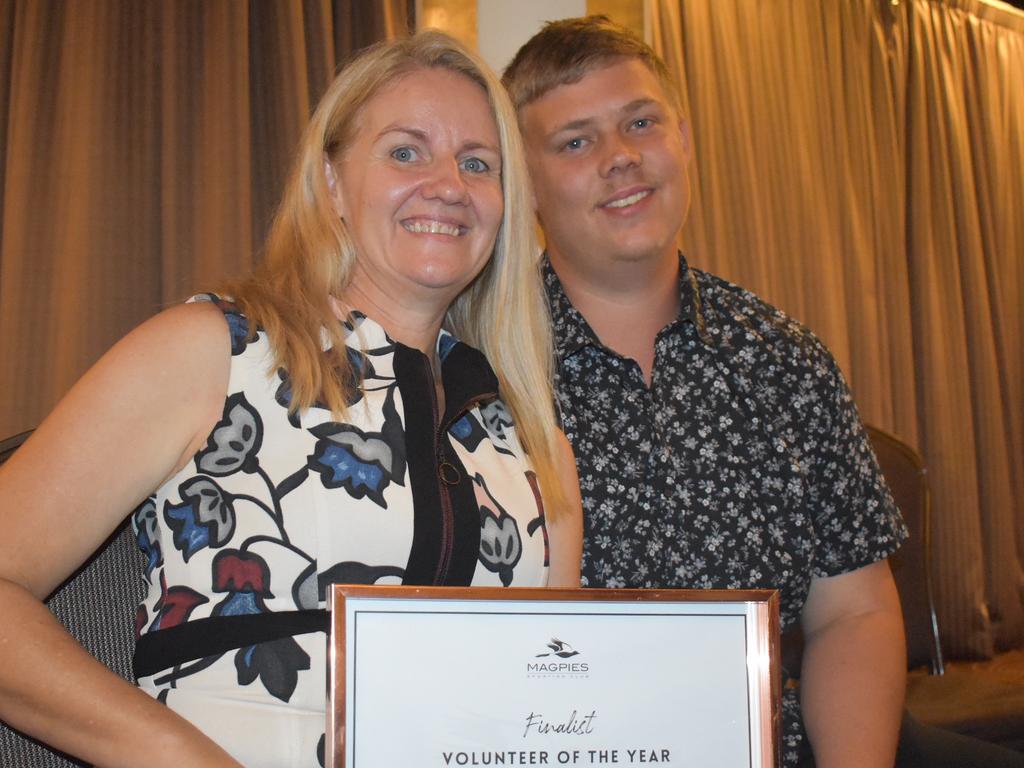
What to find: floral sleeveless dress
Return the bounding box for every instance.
[131,296,551,766]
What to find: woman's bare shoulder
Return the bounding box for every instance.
[0,300,235,597]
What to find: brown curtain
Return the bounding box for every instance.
[0,0,410,439]
[652,0,1023,659]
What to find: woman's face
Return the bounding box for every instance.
[330,67,504,314]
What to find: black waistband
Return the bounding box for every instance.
[133,609,329,679]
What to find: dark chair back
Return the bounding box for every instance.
[864,424,945,675]
[0,430,146,767]
[0,430,34,464]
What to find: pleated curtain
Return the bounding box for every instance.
[0,0,410,438]
[651,0,1023,659]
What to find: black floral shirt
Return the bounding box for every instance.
[544,255,907,765]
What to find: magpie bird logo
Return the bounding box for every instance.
[535,638,580,658]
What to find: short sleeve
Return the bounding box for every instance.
[805,355,909,577]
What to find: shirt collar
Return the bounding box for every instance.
[542,252,715,360]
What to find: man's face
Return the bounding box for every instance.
[519,57,691,275]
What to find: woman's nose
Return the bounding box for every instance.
[422,159,470,204]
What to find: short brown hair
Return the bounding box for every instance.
[502,15,680,113]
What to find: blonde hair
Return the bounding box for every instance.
[229,31,567,514]
[502,15,681,113]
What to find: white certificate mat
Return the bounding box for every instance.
[328,587,780,768]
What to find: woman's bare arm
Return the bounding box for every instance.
[0,302,242,767]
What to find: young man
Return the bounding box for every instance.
[503,17,908,768]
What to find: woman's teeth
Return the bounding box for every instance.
[403,220,462,235]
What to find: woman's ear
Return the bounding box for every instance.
[323,155,345,218]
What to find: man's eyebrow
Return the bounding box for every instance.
[548,98,661,137]
[619,97,658,115]
[548,116,596,137]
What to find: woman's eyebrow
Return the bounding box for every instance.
[460,139,500,154]
[375,124,428,142]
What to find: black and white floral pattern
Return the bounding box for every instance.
[544,255,907,766]
[130,296,551,767]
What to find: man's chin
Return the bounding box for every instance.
[605,241,678,266]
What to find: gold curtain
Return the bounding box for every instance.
[652,0,1023,659]
[0,0,410,439]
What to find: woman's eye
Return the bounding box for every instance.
[390,146,419,162]
[632,118,653,130]
[460,157,490,173]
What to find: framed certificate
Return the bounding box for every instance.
[327,586,780,768]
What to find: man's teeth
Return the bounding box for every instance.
[403,220,462,235]
[605,190,650,209]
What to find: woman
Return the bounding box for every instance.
[0,31,582,767]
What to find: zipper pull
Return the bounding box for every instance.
[438,460,461,485]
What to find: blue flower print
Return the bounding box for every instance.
[308,423,396,508]
[163,478,236,562]
[438,332,459,362]
[196,392,263,476]
[191,293,250,355]
[221,306,250,356]
[308,386,407,508]
[163,499,209,562]
[132,496,163,577]
[449,412,487,452]
[274,346,374,427]
[211,549,272,616]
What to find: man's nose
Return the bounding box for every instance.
[599,134,642,177]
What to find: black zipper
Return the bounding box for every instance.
[424,353,497,584]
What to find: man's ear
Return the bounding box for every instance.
[324,155,345,218]
[678,115,693,164]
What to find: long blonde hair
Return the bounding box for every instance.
[230,31,567,514]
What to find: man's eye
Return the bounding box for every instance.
[460,157,490,173]
[563,137,586,151]
[390,146,418,162]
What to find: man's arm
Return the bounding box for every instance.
[800,560,906,767]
